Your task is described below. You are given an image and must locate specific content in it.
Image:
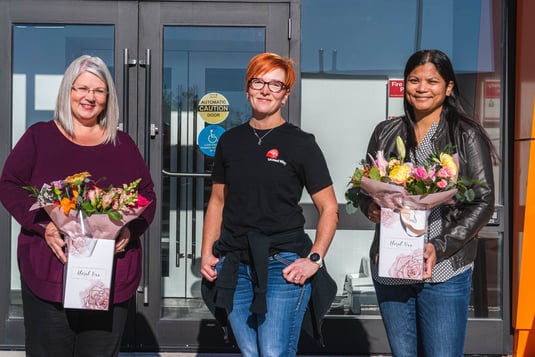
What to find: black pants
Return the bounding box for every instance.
[21,279,130,357]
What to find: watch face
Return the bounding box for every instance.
[309,253,320,262]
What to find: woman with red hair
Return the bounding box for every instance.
[200,52,338,356]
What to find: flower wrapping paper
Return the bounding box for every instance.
[360,176,457,210]
[360,177,457,280]
[42,204,148,310]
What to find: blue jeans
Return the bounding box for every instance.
[218,252,311,357]
[373,268,473,357]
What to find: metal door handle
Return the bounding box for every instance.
[162,169,211,178]
[139,49,152,164]
[139,48,151,305]
[122,48,137,133]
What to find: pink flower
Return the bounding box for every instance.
[437,167,453,179]
[52,180,63,189]
[371,151,389,177]
[415,166,428,180]
[437,179,448,189]
[137,194,150,207]
[87,186,102,205]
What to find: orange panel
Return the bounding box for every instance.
[514,99,535,355]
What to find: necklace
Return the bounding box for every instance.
[252,126,275,145]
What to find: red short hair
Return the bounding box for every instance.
[245,52,296,91]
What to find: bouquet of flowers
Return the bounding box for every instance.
[345,137,483,280]
[345,136,479,214]
[24,171,151,310]
[24,171,150,220]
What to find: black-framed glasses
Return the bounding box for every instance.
[248,78,287,93]
[71,85,108,99]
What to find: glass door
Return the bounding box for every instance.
[160,26,264,299]
[0,0,138,348]
[134,1,290,351]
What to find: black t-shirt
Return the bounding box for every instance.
[212,122,333,236]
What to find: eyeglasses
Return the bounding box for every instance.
[71,86,108,99]
[248,78,287,93]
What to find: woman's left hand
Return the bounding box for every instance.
[282,258,320,285]
[115,227,131,254]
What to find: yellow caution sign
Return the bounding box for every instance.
[197,92,229,124]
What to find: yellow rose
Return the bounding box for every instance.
[439,153,458,177]
[388,159,401,169]
[388,164,412,183]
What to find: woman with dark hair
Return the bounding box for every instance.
[361,49,495,356]
[0,55,156,356]
[200,52,338,356]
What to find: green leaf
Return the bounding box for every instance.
[108,211,123,221]
[369,167,381,181]
[22,186,40,197]
[346,202,359,215]
[464,189,475,202]
[345,186,360,202]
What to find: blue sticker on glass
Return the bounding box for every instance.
[197,125,225,157]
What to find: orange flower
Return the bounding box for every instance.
[60,197,76,214]
[60,190,78,214]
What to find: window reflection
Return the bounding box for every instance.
[301,0,494,75]
[300,0,502,319]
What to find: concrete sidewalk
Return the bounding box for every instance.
[0,351,390,357]
[0,352,514,356]
[0,353,391,357]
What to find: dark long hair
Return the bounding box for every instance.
[402,49,497,161]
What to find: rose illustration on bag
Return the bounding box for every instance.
[380,208,397,227]
[67,235,98,257]
[81,281,110,310]
[388,249,424,279]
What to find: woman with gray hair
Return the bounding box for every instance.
[0,55,156,356]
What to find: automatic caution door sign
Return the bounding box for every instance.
[197,92,229,124]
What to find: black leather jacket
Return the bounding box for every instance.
[360,117,495,270]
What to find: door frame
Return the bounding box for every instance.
[132,1,292,351]
[0,0,140,349]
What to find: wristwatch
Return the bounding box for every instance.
[308,252,323,268]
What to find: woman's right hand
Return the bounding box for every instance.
[367,201,381,223]
[200,254,219,282]
[45,222,67,264]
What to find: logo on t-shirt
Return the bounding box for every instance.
[266,149,279,159]
[266,148,286,166]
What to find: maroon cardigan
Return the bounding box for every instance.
[0,120,156,304]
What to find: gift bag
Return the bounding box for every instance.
[378,206,429,280]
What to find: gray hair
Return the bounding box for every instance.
[54,55,119,144]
